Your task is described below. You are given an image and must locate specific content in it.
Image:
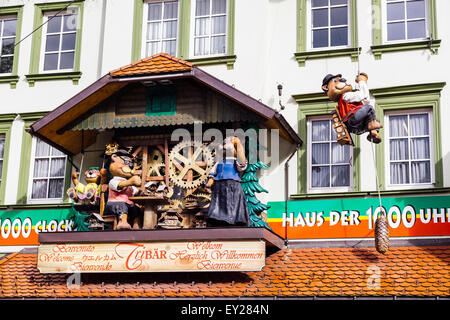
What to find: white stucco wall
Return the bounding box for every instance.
[3,115,24,205]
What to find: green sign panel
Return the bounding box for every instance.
[267,195,450,239]
[0,207,83,246]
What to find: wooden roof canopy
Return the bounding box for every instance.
[29,53,302,155]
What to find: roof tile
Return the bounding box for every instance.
[109,53,193,77]
[1,246,449,299]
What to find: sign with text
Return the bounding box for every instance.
[267,195,450,240]
[37,240,266,273]
[0,208,76,246]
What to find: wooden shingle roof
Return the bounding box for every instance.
[109,53,194,77]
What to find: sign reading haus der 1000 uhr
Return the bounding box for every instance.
[37,240,266,273]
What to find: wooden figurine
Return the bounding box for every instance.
[103,147,142,230]
[331,106,354,146]
[205,137,249,226]
[66,167,101,205]
[322,73,383,144]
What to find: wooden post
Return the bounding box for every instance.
[140,145,148,189]
[139,146,158,229]
[164,138,169,187]
[142,203,157,229]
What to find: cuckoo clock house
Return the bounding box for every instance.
[0,0,449,301]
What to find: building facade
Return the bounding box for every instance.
[0,0,449,252]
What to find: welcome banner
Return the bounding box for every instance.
[267,195,450,240]
[38,240,266,273]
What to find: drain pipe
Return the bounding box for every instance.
[284,144,300,246]
[96,0,107,79]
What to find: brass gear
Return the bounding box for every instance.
[147,148,165,177]
[195,192,211,208]
[194,193,211,201]
[168,140,214,189]
[164,186,174,198]
[156,199,184,212]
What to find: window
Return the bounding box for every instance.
[146,85,176,115]
[27,2,83,86]
[0,7,22,88]
[309,0,350,49]
[296,0,358,67]
[192,0,227,56]
[0,15,17,74]
[28,138,67,202]
[133,0,236,68]
[385,109,434,188]
[307,116,353,192]
[144,0,179,57]
[371,0,438,59]
[0,134,5,189]
[371,82,444,190]
[41,11,78,72]
[385,0,428,42]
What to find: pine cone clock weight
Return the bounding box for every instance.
[375,210,390,254]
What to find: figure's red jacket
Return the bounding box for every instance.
[338,95,363,121]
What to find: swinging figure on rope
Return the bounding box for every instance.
[322,72,390,254]
[321,72,383,145]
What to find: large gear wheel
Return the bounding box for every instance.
[194,193,211,201]
[147,148,165,177]
[168,140,214,189]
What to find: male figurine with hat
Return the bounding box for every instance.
[321,72,383,143]
[103,144,142,230]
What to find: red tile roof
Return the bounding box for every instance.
[1,246,449,299]
[109,53,193,77]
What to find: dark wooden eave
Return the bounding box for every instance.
[29,74,128,155]
[29,67,302,155]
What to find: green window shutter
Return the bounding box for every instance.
[146,85,176,116]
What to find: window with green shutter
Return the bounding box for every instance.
[146,85,176,116]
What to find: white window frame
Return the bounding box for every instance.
[142,0,180,58]
[190,0,228,58]
[381,0,430,44]
[27,137,67,204]
[39,9,78,73]
[307,115,354,194]
[384,108,435,190]
[306,0,351,51]
[0,14,18,75]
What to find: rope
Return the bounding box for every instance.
[79,129,84,174]
[357,47,361,75]
[14,0,78,48]
[356,46,383,214]
[79,153,84,176]
[370,137,384,216]
[371,136,390,254]
[356,47,389,254]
